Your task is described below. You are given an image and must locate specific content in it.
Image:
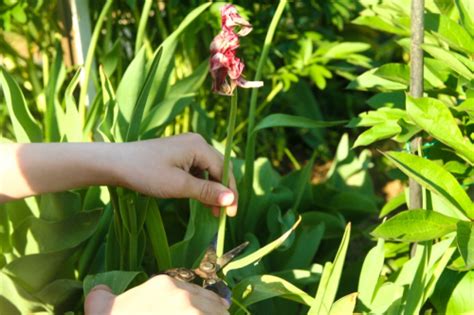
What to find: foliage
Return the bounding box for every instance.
[349,0,474,313]
[1,0,472,314]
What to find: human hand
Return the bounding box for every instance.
[114,133,238,216]
[84,275,230,315]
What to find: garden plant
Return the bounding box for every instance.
[0,0,473,314]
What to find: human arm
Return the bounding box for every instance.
[0,133,237,215]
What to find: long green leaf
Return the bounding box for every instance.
[223,216,301,274]
[372,210,459,241]
[252,114,345,135]
[353,122,401,147]
[385,151,473,219]
[63,68,83,142]
[309,223,351,315]
[230,274,314,314]
[145,199,172,271]
[358,238,385,309]
[0,68,42,142]
[406,96,474,165]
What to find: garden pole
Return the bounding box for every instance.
[408,0,424,211]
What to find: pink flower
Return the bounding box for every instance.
[210,4,263,96]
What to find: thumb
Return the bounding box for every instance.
[84,285,116,315]
[185,176,235,210]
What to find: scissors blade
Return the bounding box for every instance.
[217,241,250,270]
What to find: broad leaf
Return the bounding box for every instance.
[406,96,474,165]
[372,210,459,241]
[457,221,474,268]
[455,0,474,36]
[0,68,42,142]
[230,275,314,314]
[385,151,473,219]
[83,271,143,296]
[329,292,358,315]
[423,45,473,80]
[425,13,474,54]
[353,122,401,147]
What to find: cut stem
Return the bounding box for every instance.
[216,91,239,257]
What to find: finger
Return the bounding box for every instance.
[189,294,230,315]
[84,285,115,315]
[226,174,238,217]
[181,172,236,207]
[194,146,238,217]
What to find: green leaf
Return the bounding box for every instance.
[406,96,474,165]
[455,0,474,36]
[353,122,402,147]
[12,209,102,255]
[252,114,345,135]
[145,199,171,271]
[425,13,474,54]
[329,292,358,315]
[145,3,212,110]
[115,48,147,138]
[358,238,385,309]
[374,63,410,85]
[309,223,351,315]
[230,275,314,313]
[367,91,405,109]
[223,217,301,274]
[431,269,474,314]
[385,151,473,219]
[322,42,371,59]
[457,221,474,268]
[3,249,75,292]
[380,192,406,217]
[423,45,474,80]
[140,94,195,134]
[126,47,163,141]
[83,271,143,296]
[63,68,83,142]
[352,16,409,35]
[372,210,459,241]
[0,68,42,142]
[347,68,407,91]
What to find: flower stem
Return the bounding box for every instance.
[217,91,238,257]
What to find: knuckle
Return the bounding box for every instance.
[199,181,214,202]
[187,132,206,146]
[151,274,174,288]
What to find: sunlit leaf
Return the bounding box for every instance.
[457,221,474,268]
[372,210,458,241]
[309,223,351,315]
[223,217,301,274]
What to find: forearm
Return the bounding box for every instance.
[0,142,122,203]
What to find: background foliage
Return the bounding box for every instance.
[0,0,472,314]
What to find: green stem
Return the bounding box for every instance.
[241,0,287,211]
[135,0,153,55]
[216,91,239,257]
[78,0,113,123]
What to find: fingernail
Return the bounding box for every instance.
[218,191,234,206]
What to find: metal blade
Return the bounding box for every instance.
[217,241,249,270]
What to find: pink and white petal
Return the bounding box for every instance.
[236,77,264,88]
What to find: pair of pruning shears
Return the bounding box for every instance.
[164,238,249,304]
